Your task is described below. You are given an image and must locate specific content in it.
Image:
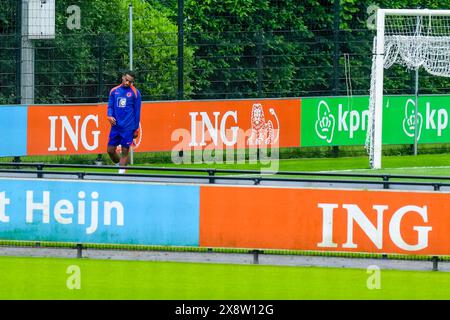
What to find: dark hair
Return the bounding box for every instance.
[123,70,136,79]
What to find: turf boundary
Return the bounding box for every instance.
[0,239,448,262]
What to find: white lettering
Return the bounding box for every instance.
[26,191,50,223]
[86,192,99,235]
[317,203,338,248]
[437,109,448,137]
[0,192,10,223]
[48,116,58,151]
[60,116,80,151]
[342,204,386,249]
[81,115,100,150]
[200,112,220,146]
[424,103,448,136]
[66,5,81,30]
[426,103,436,130]
[349,110,360,138]
[361,109,369,131]
[317,203,432,251]
[188,112,198,147]
[189,111,241,148]
[338,104,348,132]
[25,190,124,235]
[48,115,101,152]
[338,105,366,138]
[104,201,124,226]
[389,205,432,251]
[77,191,85,225]
[175,304,210,317]
[66,265,81,290]
[54,199,74,224]
[220,111,239,146]
[366,265,381,289]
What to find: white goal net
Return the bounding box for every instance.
[367,9,450,169]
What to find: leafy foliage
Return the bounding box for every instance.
[0,0,19,104]
[2,0,450,103]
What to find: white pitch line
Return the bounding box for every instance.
[317,166,450,174]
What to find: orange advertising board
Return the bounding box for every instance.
[137,98,301,152]
[200,186,450,255]
[27,105,110,155]
[26,99,301,155]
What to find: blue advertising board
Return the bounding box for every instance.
[0,178,199,246]
[0,106,28,156]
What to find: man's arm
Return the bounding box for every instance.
[133,89,142,136]
[107,89,116,125]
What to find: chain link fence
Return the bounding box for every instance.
[5,0,449,105]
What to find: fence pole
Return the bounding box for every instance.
[129,2,133,71]
[332,0,340,157]
[129,1,134,164]
[257,29,263,97]
[20,0,35,105]
[16,0,22,105]
[177,0,184,100]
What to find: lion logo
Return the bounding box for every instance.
[247,103,280,146]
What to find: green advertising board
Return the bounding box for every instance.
[301,95,450,147]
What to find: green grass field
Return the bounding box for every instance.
[1,153,449,301]
[1,256,450,300]
[127,153,450,174]
[157,153,450,172]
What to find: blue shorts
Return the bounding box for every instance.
[108,127,134,148]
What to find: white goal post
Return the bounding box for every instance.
[367,8,450,169]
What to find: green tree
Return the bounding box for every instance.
[3,0,450,104]
[32,0,193,103]
[0,0,19,104]
[118,0,194,100]
[184,0,338,99]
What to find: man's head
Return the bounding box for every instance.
[121,70,136,87]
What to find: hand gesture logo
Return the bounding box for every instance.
[402,99,423,140]
[315,100,335,144]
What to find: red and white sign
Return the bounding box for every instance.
[26,99,301,155]
[200,186,450,255]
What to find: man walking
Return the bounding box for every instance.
[107,70,141,173]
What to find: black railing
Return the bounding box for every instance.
[0,162,449,191]
[0,161,448,268]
